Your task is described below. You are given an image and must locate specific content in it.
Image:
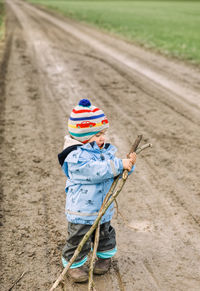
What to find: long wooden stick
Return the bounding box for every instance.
[50,136,148,290]
[88,174,120,290]
[88,135,143,290]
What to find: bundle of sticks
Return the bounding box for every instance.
[50,135,152,291]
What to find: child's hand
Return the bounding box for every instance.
[122,153,137,171]
[128,152,137,165]
[122,158,134,171]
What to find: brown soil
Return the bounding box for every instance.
[1,0,200,290]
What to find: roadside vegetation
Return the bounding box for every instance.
[0,0,5,63]
[0,1,5,41]
[27,1,200,64]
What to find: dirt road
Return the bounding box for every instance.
[1,0,200,290]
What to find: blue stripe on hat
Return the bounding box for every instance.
[70,113,105,121]
[69,130,100,137]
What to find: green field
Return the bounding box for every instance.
[28,1,200,64]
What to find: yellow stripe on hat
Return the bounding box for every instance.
[68,122,105,129]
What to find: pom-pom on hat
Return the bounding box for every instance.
[68,99,109,143]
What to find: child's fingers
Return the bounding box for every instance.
[130,158,136,164]
[131,152,137,159]
[123,157,136,171]
[128,161,133,171]
[129,153,136,164]
[128,153,136,159]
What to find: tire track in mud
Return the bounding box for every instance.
[2,0,200,290]
[0,4,66,290]
[0,31,12,216]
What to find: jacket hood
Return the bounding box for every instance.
[63,135,83,149]
[58,135,83,167]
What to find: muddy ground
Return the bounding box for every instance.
[1,0,200,290]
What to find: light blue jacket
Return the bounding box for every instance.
[60,136,135,224]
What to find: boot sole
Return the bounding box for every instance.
[70,276,88,283]
[93,268,109,275]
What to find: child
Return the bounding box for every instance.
[58,99,136,282]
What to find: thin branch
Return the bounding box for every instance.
[88,223,100,291]
[88,175,120,290]
[117,209,138,231]
[8,271,27,291]
[136,143,152,154]
[128,134,143,155]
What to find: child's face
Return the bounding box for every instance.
[88,129,107,148]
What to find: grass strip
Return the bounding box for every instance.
[0,1,5,41]
[27,0,200,64]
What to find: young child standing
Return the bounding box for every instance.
[58,99,136,282]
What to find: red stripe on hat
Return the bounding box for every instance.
[72,108,100,114]
[82,139,89,144]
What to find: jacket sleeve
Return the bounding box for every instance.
[129,164,135,175]
[66,154,123,184]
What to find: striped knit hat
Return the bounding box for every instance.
[68,99,109,143]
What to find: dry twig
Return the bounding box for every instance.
[8,271,27,291]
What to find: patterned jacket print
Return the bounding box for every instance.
[58,135,135,224]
